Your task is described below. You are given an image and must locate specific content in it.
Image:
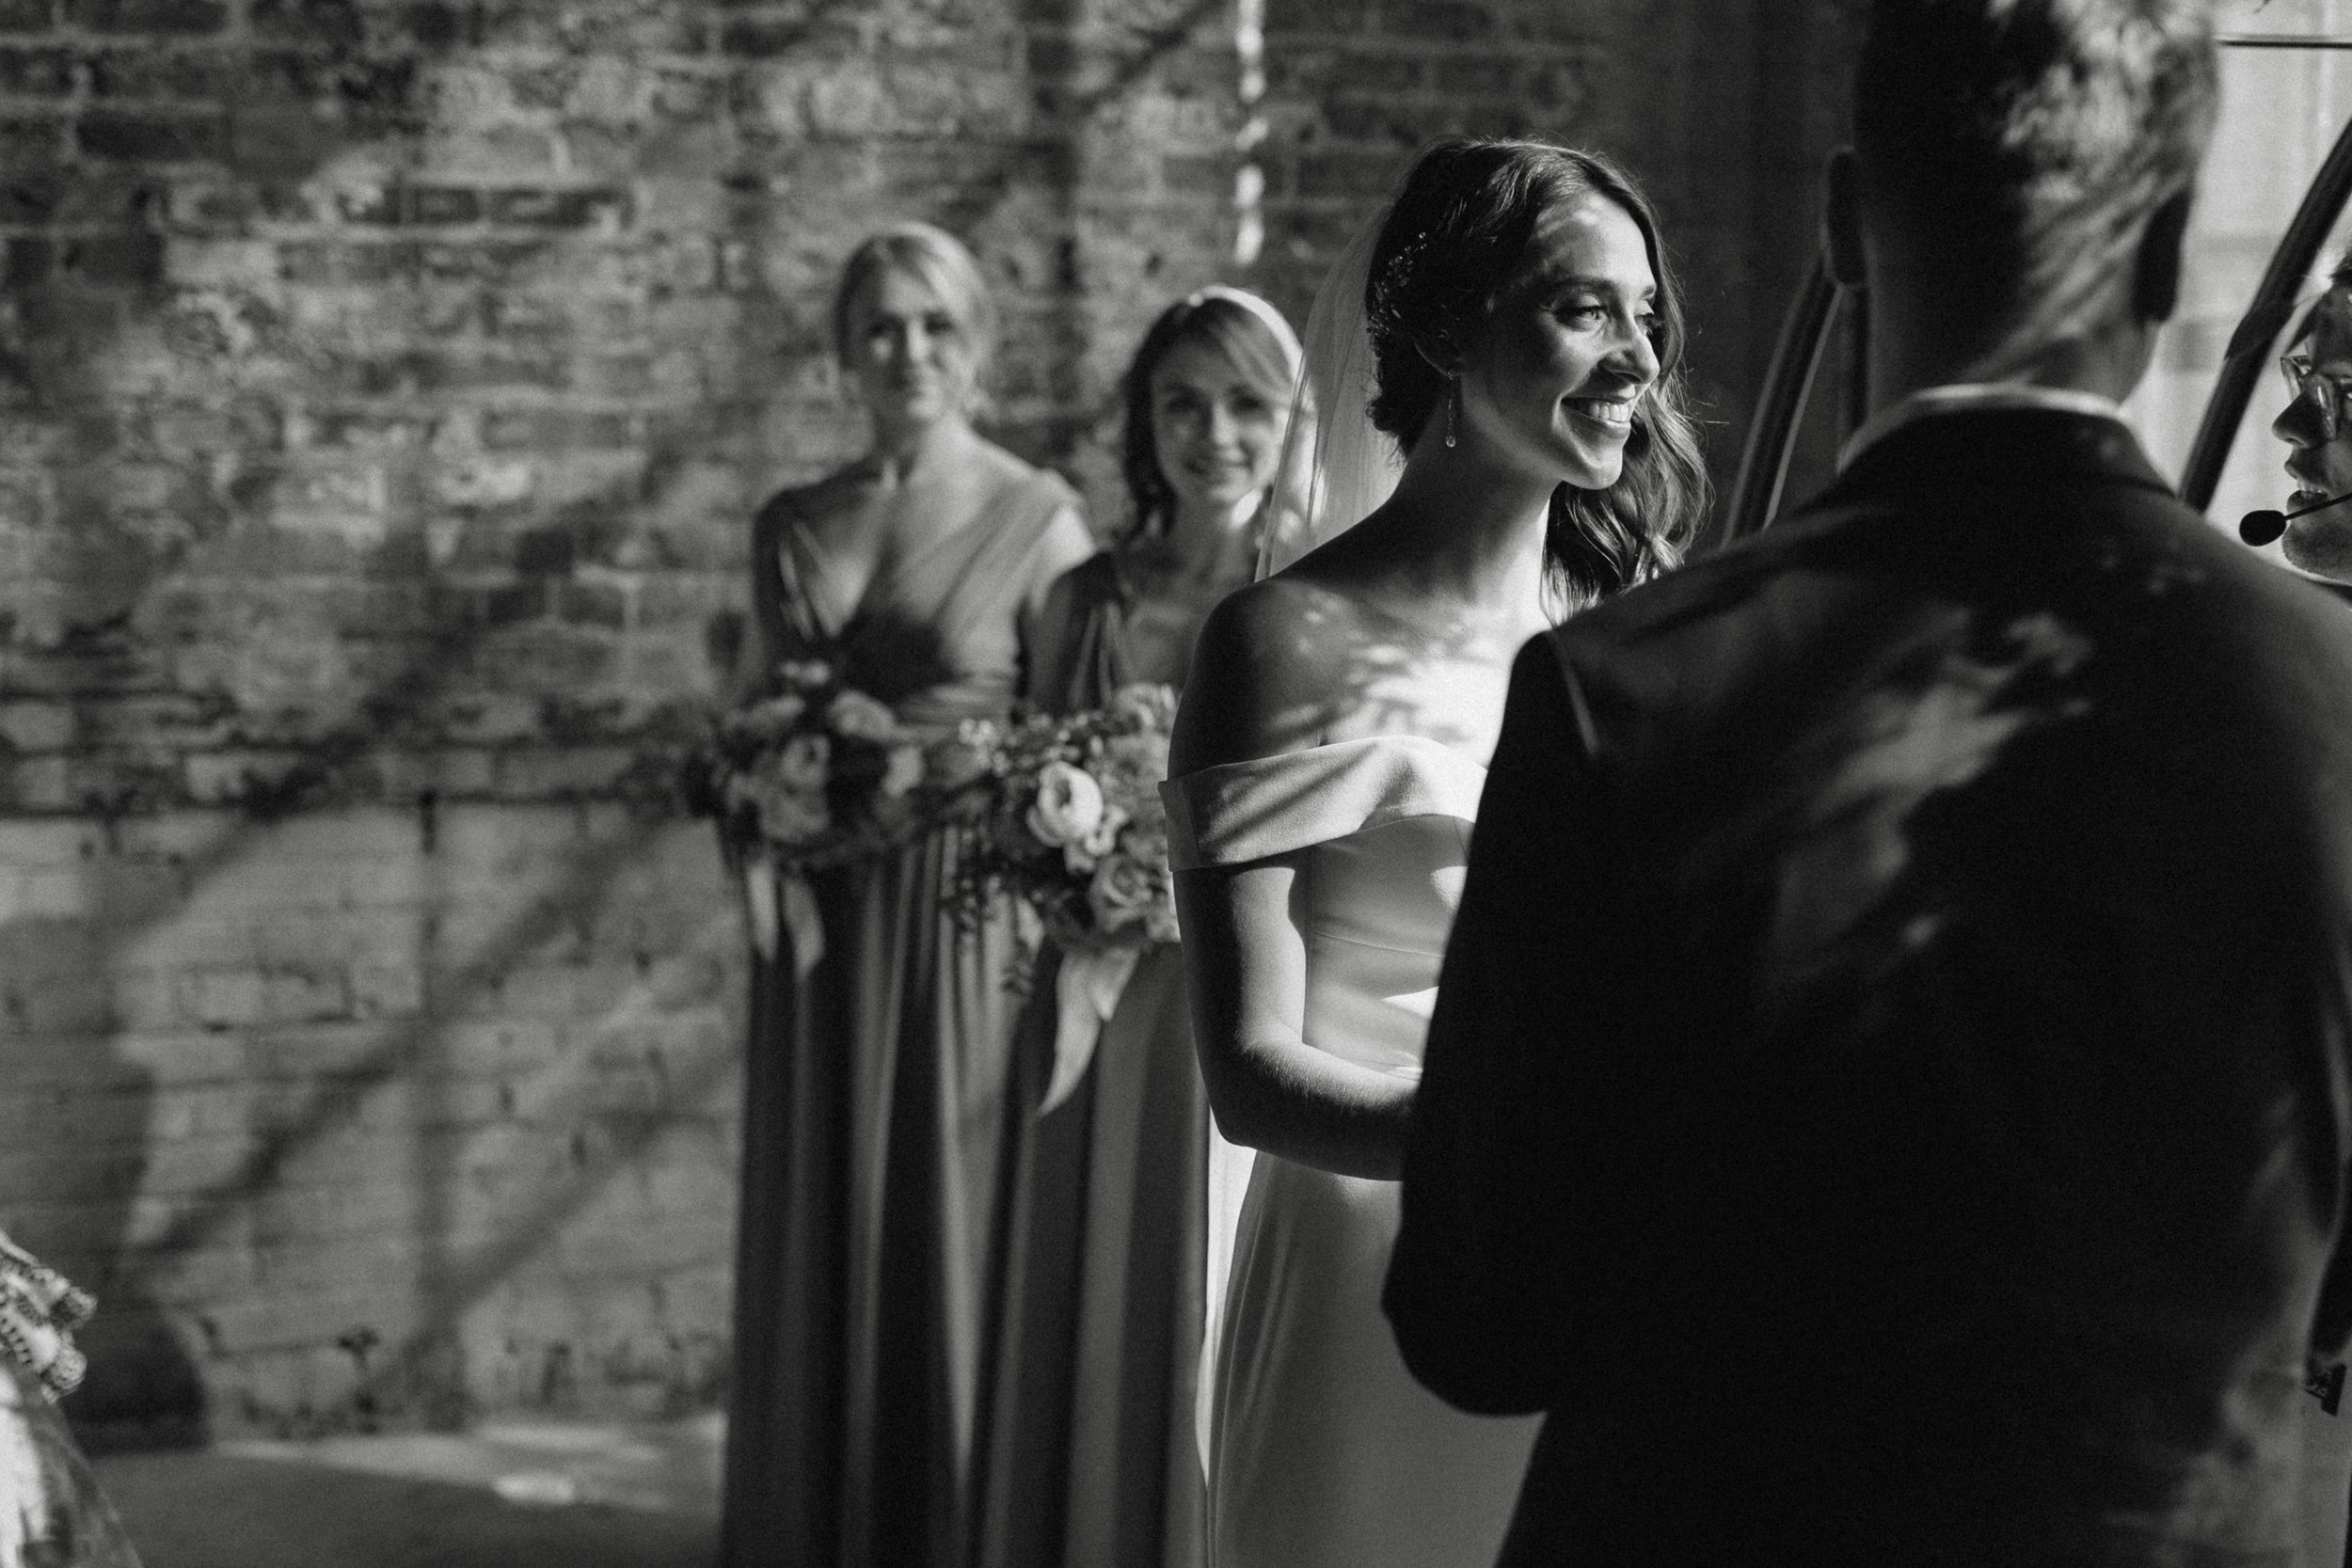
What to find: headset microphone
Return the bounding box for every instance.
[2241,487,2352,547]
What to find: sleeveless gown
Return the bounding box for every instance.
[722,466,1085,1568]
[1161,736,1543,1568]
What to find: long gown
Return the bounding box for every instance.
[974,546,1224,1568]
[722,463,1089,1568]
[1160,735,1544,1568]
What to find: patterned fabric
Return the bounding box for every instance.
[0,1237,92,1404]
[0,1232,140,1568]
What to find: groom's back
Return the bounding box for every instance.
[1517,409,2352,1562]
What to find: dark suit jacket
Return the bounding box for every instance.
[1387,409,2352,1566]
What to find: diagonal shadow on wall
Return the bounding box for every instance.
[1,0,1241,1449]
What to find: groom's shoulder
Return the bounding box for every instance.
[1543,515,1859,686]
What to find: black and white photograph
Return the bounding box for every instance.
[2,1,2351,1564]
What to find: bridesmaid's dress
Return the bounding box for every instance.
[722,462,1088,1568]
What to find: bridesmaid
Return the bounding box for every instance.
[976,288,1303,1568]
[722,221,1095,1568]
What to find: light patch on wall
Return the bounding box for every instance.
[1234,0,1268,266]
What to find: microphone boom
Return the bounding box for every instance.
[2243,486,2352,546]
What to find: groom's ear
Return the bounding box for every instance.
[2133,186,2192,327]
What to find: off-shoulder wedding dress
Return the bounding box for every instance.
[1164,734,1542,1568]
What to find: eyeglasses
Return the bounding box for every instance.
[2280,348,2352,440]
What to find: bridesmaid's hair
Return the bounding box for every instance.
[1364,138,1708,613]
[830,222,998,368]
[1121,292,1299,537]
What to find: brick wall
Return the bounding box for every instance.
[0,0,1855,1441]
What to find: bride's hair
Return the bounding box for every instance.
[1365,138,1709,611]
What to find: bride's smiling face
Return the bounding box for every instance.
[1457,194,1660,490]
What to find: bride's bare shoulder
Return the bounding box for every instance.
[1171,575,1375,771]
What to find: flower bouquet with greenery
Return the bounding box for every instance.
[950,684,1181,1111]
[619,658,932,973]
[706,659,930,871]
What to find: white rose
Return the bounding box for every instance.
[1026,760,1105,847]
[1062,804,1128,876]
[1077,804,1127,861]
[777,659,832,690]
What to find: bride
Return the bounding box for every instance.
[1162,138,1708,1566]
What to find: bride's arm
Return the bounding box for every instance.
[1170,582,1420,1181]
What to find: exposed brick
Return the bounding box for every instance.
[483,185,631,229]
[480,409,632,451]
[406,183,481,225]
[244,0,359,41]
[278,240,418,285]
[0,44,70,93]
[0,114,61,162]
[65,0,225,32]
[59,231,165,284]
[0,0,1841,1443]
[5,234,52,286]
[1264,0,1375,37]
[555,580,627,628]
[715,17,843,58]
[228,105,342,176]
[85,46,232,97]
[77,108,227,161]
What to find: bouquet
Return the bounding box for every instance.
[705,659,930,871]
[951,684,1181,1112]
[952,682,1181,952]
[623,659,931,973]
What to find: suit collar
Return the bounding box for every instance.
[1837,384,2127,473]
[1811,404,2174,517]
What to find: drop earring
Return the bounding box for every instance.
[1444,380,1458,449]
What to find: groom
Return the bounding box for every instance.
[1388,2,2352,1562]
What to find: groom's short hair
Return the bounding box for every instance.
[1855,0,2217,308]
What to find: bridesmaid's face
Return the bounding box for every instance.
[1460,194,1661,491]
[844,266,981,435]
[1150,338,1288,523]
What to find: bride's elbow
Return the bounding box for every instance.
[1201,1068,1275,1151]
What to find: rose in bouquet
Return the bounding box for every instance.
[622,659,931,872]
[714,660,932,867]
[952,682,1181,954]
[950,683,1181,1113]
